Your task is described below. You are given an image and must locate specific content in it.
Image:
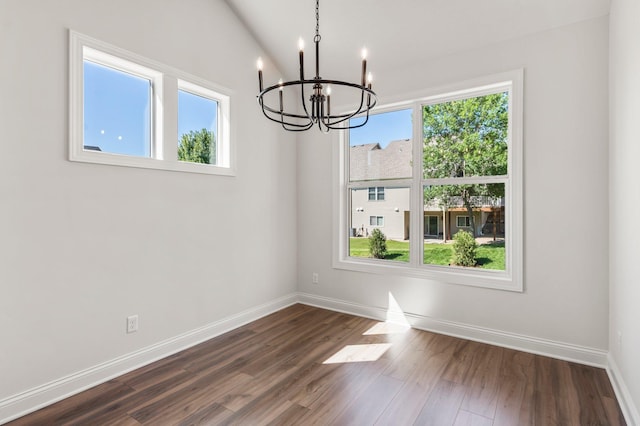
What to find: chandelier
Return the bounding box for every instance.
[256,0,377,132]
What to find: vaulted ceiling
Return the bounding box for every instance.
[224,0,610,82]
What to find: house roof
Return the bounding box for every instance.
[349,139,412,182]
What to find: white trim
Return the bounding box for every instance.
[607,354,640,426]
[297,292,608,368]
[0,294,297,424]
[69,30,235,176]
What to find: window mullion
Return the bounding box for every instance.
[160,76,178,161]
[409,102,423,267]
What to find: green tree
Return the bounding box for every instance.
[423,92,508,236]
[178,128,215,164]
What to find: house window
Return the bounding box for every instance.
[368,187,385,201]
[336,70,523,291]
[369,216,384,226]
[69,30,234,175]
[456,216,471,228]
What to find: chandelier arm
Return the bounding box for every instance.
[299,82,314,122]
[260,100,316,121]
[325,90,366,126]
[325,110,371,130]
[260,105,314,129]
[323,88,374,127]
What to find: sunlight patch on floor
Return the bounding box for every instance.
[362,321,410,335]
[322,343,392,364]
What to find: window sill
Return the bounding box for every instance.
[69,149,236,176]
[332,256,522,292]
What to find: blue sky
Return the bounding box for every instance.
[83,60,217,156]
[349,108,412,147]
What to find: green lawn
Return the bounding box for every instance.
[349,238,505,270]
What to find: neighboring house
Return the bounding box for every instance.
[350,140,504,241]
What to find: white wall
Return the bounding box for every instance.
[0,0,296,406]
[609,0,640,422]
[298,17,609,351]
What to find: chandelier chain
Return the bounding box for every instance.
[315,0,321,42]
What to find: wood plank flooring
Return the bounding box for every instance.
[8,304,626,425]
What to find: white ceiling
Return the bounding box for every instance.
[224,0,610,82]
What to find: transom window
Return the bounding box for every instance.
[83,60,152,157]
[69,31,233,175]
[335,70,523,291]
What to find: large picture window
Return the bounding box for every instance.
[335,71,523,291]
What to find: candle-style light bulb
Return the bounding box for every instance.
[326,85,332,96]
[367,72,373,86]
[278,78,284,112]
[257,57,264,91]
[326,85,332,116]
[298,38,305,81]
[361,47,367,86]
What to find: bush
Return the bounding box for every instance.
[368,228,387,259]
[451,230,477,267]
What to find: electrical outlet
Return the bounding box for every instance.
[127,315,139,334]
[312,272,319,284]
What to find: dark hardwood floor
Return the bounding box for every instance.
[9,304,625,425]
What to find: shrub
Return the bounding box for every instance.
[368,228,387,259]
[451,230,477,267]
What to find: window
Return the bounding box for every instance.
[69,30,234,175]
[178,82,219,165]
[347,109,413,264]
[335,70,523,291]
[368,187,385,201]
[83,60,152,157]
[369,216,384,226]
[456,216,471,228]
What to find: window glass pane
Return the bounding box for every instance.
[350,187,410,263]
[83,60,151,157]
[378,187,385,200]
[423,183,505,270]
[423,92,508,179]
[368,187,376,201]
[349,109,413,182]
[178,89,218,165]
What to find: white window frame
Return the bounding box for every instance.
[333,70,523,292]
[69,30,234,176]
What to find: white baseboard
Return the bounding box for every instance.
[0,293,297,425]
[297,292,609,368]
[2,292,626,425]
[607,354,640,426]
